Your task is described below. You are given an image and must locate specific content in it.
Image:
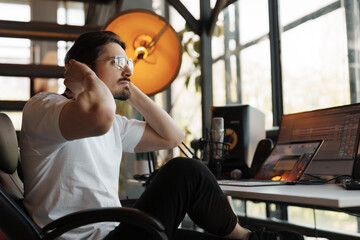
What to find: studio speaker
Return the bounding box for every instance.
[209,105,265,178]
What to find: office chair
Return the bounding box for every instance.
[0,113,168,240]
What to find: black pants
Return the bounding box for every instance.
[104,157,238,239]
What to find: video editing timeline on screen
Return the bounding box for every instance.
[278,104,360,161]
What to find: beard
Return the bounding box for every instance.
[113,86,131,101]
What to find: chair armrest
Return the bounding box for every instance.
[40,207,167,240]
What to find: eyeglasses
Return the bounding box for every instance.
[96,56,134,73]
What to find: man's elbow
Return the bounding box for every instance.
[90,109,115,135]
[92,122,112,136]
[168,132,185,148]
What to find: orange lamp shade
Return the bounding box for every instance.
[104,9,182,96]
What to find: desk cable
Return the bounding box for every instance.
[298,174,353,185]
[312,207,318,239]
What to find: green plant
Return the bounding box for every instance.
[178,23,223,92]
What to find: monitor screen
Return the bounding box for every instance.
[277,104,360,176]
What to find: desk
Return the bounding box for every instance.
[129,179,360,208]
[220,183,360,209]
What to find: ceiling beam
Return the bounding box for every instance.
[0,20,100,41]
[166,0,200,35]
[0,101,26,111]
[0,64,64,78]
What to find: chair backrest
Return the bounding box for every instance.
[0,113,168,240]
[0,113,42,239]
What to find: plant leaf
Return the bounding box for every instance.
[185,75,191,88]
[195,75,201,92]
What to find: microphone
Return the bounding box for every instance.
[190,138,207,151]
[211,117,225,161]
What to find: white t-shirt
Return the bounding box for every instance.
[20,92,146,240]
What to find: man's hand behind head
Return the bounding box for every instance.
[64,59,98,99]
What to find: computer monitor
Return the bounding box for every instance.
[277,103,360,177]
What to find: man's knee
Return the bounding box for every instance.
[164,157,211,177]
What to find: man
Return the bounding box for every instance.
[20,31,252,240]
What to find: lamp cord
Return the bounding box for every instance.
[178,141,197,159]
[146,22,169,50]
[134,22,170,65]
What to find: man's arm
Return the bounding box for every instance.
[59,59,116,140]
[128,83,185,153]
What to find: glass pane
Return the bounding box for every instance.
[0,2,30,21]
[315,209,359,233]
[241,41,273,129]
[212,59,226,106]
[238,0,269,44]
[280,0,337,25]
[57,2,85,26]
[57,41,73,66]
[212,12,225,60]
[230,55,239,103]
[180,0,199,20]
[169,5,186,32]
[288,206,359,234]
[0,77,30,101]
[280,6,350,114]
[246,200,267,219]
[288,206,315,228]
[0,38,31,64]
[230,0,272,129]
[171,74,202,147]
[0,2,31,102]
[231,198,245,216]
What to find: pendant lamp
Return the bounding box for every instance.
[104,9,182,96]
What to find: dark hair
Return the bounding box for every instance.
[64,31,125,69]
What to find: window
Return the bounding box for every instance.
[241,41,272,127]
[0,1,31,129]
[56,1,85,94]
[288,206,359,234]
[0,38,31,101]
[280,0,350,114]
[0,2,31,101]
[0,1,86,128]
[219,1,360,236]
[57,1,85,26]
[0,1,30,22]
[169,4,203,147]
[214,0,273,129]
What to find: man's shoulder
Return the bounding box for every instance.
[114,114,146,134]
[21,92,69,141]
[26,92,68,108]
[29,92,64,101]
[114,115,143,126]
[22,92,70,123]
